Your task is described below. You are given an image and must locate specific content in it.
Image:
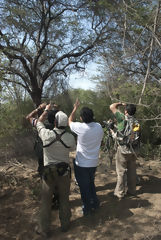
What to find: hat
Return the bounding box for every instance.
[55,111,68,127]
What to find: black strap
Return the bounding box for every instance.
[43,130,70,148]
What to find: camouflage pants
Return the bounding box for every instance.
[39,166,71,232]
[114,147,136,198]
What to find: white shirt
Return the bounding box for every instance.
[69,122,103,167]
[36,121,76,166]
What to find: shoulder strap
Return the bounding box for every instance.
[43,130,70,148]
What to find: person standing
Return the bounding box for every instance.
[110,102,138,200]
[68,99,103,216]
[26,103,75,237]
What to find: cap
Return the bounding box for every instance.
[55,111,68,127]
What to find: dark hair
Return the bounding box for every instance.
[47,110,59,124]
[80,107,94,123]
[125,104,136,116]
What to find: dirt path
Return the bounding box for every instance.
[0,153,161,240]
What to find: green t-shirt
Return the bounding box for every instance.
[115,111,125,131]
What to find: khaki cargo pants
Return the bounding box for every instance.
[39,166,71,233]
[114,147,136,198]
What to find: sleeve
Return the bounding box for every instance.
[36,121,55,143]
[32,118,38,127]
[69,122,82,135]
[68,134,76,152]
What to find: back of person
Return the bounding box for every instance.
[26,103,76,236]
[40,128,75,166]
[109,102,138,200]
[115,111,140,155]
[71,121,103,167]
[68,102,103,216]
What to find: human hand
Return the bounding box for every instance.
[45,103,52,111]
[73,98,80,110]
[38,102,47,110]
[121,102,126,106]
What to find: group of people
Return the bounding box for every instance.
[26,99,139,238]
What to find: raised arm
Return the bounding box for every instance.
[68,99,80,125]
[26,103,47,125]
[38,103,52,123]
[110,102,125,114]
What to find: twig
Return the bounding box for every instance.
[139,2,160,104]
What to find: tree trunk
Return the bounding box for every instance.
[30,88,42,107]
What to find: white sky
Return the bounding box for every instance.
[69,62,98,90]
[69,72,97,90]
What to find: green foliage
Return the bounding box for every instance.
[66,88,112,123]
[0,99,33,138]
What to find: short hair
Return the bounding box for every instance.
[47,110,59,124]
[125,104,136,116]
[80,107,94,123]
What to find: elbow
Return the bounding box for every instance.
[26,115,29,121]
[110,104,114,111]
[110,103,116,113]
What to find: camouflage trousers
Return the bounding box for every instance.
[114,147,136,198]
[39,165,71,233]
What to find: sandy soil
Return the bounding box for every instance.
[0,148,161,240]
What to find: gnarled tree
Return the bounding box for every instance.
[0,0,114,106]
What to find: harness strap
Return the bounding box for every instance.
[43,130,70,148]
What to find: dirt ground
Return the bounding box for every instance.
[0,141,161,240]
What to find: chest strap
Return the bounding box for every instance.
[43,130,70,149]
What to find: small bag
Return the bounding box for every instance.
[56,162,70,176]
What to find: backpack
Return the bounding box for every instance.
[117,117,140,151]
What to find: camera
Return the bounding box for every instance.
[102,120,115,130]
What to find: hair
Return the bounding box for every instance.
[47,110,59,124]
[125,104,136,116]
[80,107,94,123]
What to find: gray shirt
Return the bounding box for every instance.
[36,121,76,166]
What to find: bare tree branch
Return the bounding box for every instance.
[139,2,160,104]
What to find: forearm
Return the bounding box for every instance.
[38,110,48,122]
[26,103,47,125]
[26,108,39,124]
[68,108,77,125]
[37,103,52,123]
[68,99,80,125]
[110,102,122,114]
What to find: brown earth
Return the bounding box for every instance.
[0,136,161,240]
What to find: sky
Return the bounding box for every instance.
[69,62,98,90]
[69,72,97,90]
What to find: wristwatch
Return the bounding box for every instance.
[44,109,49,112]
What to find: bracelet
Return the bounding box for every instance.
[44,109,49,112]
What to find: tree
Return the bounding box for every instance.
[86,1,161,149]
[96,0,161,104]
[0,0,115,106]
